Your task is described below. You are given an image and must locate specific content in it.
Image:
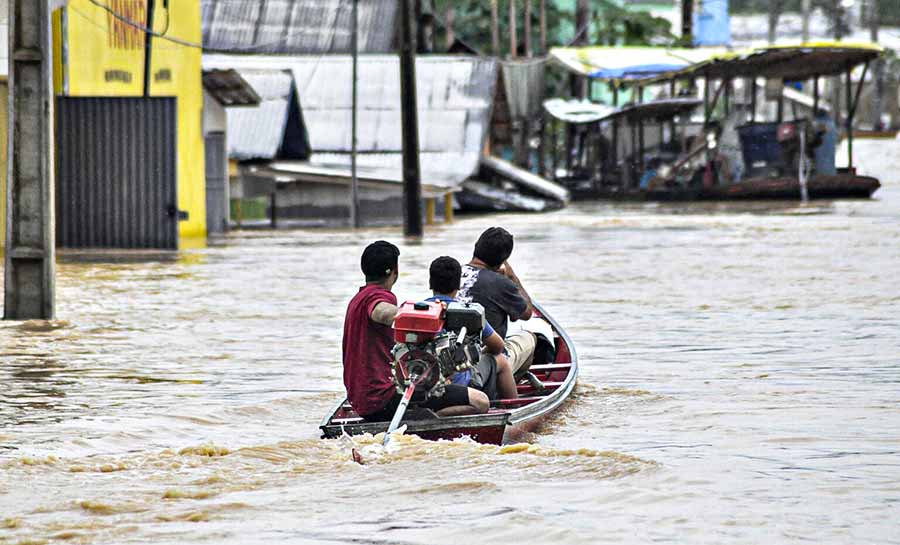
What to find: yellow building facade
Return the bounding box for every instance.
[52,0,206,244]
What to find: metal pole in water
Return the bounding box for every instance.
[799,123,809,202]
[350,0,360,228]
[399,0,423,237]
[4,0,56,320]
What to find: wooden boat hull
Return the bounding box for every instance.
[320,302,578,445]
[563,174,880,201]
[703,174,881,200]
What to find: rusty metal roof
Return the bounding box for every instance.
[204,54,497,189]
[201,0,398,54]
[202,69,261,106]
[674,43,884,81]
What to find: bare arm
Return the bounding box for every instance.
[370,302,398,326]
[483,330,505,355]
[501,262,533,321]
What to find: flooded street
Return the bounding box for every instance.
[2,140,899,544]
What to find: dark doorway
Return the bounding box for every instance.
[56,97,178,249]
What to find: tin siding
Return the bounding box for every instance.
[205,132,228,234]
[56,97,178,249]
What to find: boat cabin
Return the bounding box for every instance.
[546,44,884,200]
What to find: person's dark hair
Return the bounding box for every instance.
[361,241,399,282]
[473,227,513,268]
[429,256,461,294]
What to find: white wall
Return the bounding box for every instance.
[1,0,9,77]
[202,89,228,135]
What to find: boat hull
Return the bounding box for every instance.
[320,302,578,445]
[563,174,881,201]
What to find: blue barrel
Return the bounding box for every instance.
[737,122,783,169]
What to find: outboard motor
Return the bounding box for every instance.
[391,301,486,400]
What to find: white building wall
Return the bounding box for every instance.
[1,0,9,77]
[202,89,228,135]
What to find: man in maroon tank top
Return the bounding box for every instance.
[342,241,488,422]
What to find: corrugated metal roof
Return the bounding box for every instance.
[202,69,261,106]
[204,54,497,189]
[501,61,545,120]
[201,0,398,54]
[224,69,308,161]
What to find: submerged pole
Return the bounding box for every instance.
[813,77,819,113]
[5,0,56,319]
[399,0,423,237]
[750,78,758,122]
[350,0,360,228]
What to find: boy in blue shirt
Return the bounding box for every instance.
[426,256,518,400]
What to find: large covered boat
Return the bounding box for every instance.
[320,302,577,445]
[546,43,884,201]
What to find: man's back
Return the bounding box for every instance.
[342,284,397,416]
[458,264,526,339]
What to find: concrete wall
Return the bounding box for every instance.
[202,89,227,135]
[271,182,445,228]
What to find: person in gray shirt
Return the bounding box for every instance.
[457,227,537,380]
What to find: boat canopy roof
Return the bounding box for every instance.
[544,97,702,125]
[542,98,616,124]
[550,46,721,82]
[617,98,703,122]
[672,42,883,81]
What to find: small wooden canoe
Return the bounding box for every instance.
[320,302,578,445]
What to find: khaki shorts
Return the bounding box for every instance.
[504,331,536,378]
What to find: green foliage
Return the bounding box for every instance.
[730,0,900,24]
[429,0,675,56]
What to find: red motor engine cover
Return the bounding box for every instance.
[393,301,444,343]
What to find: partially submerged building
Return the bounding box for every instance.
[204,54,499,226]
[51,0,205,249]
[201,69,262,234]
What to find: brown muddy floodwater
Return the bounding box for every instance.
[2,140,900,544]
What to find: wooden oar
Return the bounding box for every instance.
[383,373,419,447]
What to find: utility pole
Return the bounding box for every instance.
[444,6,454,50]
[573,0,589,98]
[490,0,500,56]
[399,0,423,237]
[870,0,884,130]
[143,0,155,97]
[539,0,547,54]
[801,0,812,42]
[414,0,428,54]
[509,0,518,59]
[832,0,844,127]
[681,0,694,47]
[524,0,532,59]
[768,0,784,45]
[350,0,360,228]
[537,0,547,177]
[5,0,56,320]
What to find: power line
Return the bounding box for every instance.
[87,0,202,48]
[86,0,351,55]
